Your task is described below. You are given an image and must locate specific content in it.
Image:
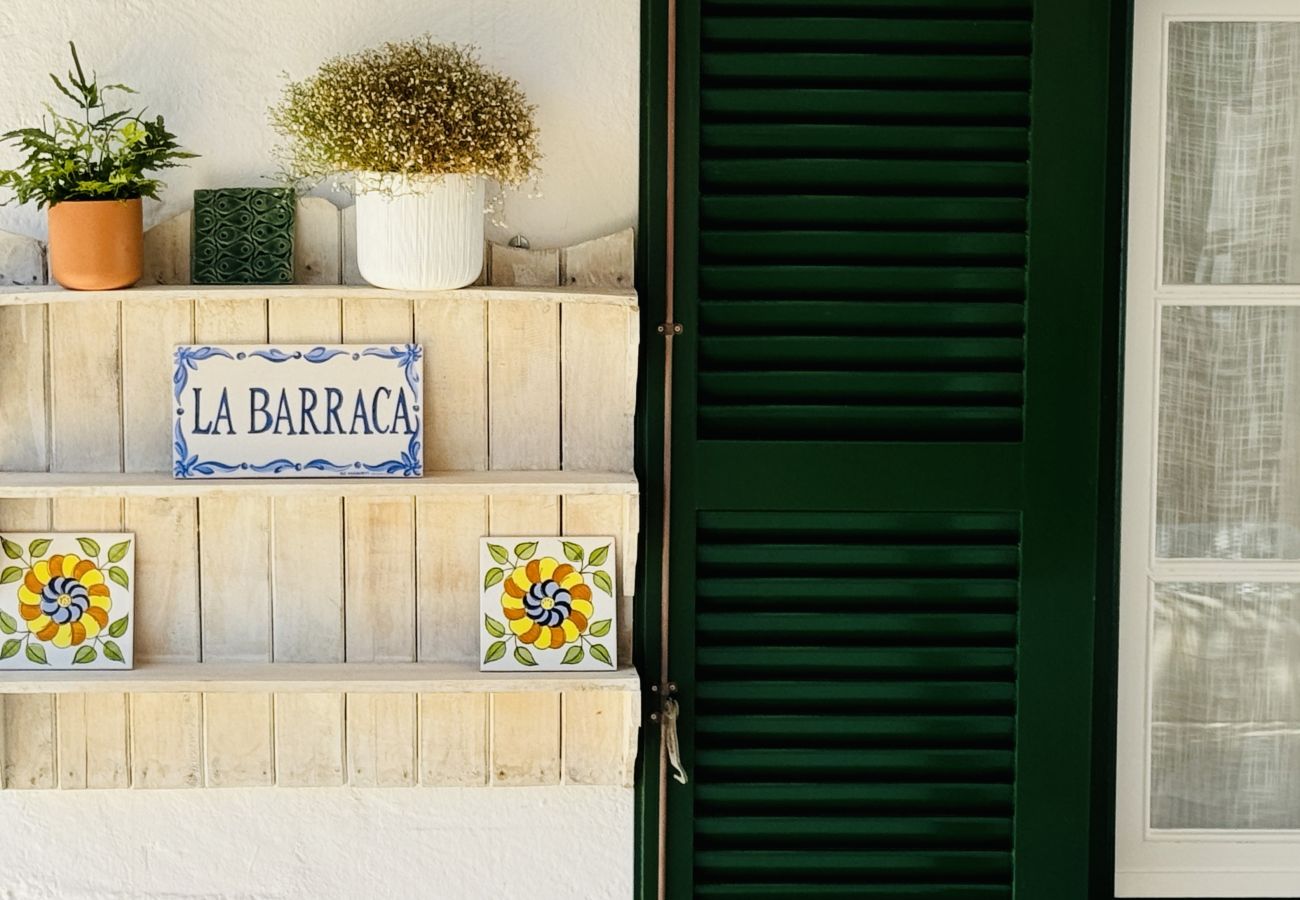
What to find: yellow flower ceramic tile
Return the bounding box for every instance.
[0,532,134,669]
[480,537,617,671]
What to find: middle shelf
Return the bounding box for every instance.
[0,470,638,499]
[0,660,641,695]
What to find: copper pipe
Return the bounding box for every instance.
[656,0,678,897]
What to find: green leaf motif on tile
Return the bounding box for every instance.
[0,566,21,585]
[513,646,537,667]
[514,541,538,561]
[2,538,22,560]
[588,619,612,638]
[27,538,50,558]
[487,543,509,565]
[108,566,129,589]
[589,643,613,667]
[102,640,124,663]
[561,645,584,665]
[0,610,15,634]
[483,567,504,590]
[483,641,507,664]
[484,615,506,638]
[77,537,101,558]
[592,570,613,596]
[562,541,584,563]
[588,544,610,567]
[72,646,97,665]
[108,615,129,638]
[107,540,130,563]
[0,639,20,660]
[26,644,47,665]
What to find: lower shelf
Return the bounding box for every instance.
[0,661,640,695]
[0,662,642,790]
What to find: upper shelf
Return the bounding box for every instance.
[0,470,638,499]
[0,283,638,308]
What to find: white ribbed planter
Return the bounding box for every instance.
[354,173,485,290]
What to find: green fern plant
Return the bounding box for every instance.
[0,43,196,208]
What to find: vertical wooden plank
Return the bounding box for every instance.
[341,299,417,785]
[0,501,53,790]
[193,298,272,787]
[340,204,365,286]
[563,494,637,666]
[294,197,342,285]
[488,301,561,470]
[125,498,200,662]
[56,694,130,789]
[0,246,53,791]
[419,693,488,786]
[268,288,344,666]
[139,211,191,285]
[487,245,559,470]
[48,298,128,790]
[122,297,191,472]
[49,302,121,472]
[416,496,487,663]
[131,692,202,788]
[0,305,48,465]
[203,693,275,787]
[344,499,415,662]
[561,228,635,289]
[563,691,638,786]
[346,693,417,788]
[121,290,200,667]
[0,230,45,286]
[491,692,561,785]
[192,297,271,659]
[268,225,348,787]
[198,495,271,660]
[3,696,56,789]
[489,244,560,287]
[562,304,637,471]
[50,500,129,788]
[275,693,345,787]
[342,299,415,663]
[487,495,562,785]
[414,297,488,471]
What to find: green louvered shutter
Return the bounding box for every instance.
[654,0,1120,897]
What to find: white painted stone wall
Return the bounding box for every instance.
[0,787,634,899]
[0,0,638,248]
[0,2,639,898]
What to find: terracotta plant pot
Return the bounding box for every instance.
[47,198,144,290]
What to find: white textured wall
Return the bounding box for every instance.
[0,0,639,248]
[0,2,638,897]
[0,786,634,899]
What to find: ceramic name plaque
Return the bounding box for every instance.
[173,344,423,478]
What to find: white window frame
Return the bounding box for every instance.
[1119,1,1300,896]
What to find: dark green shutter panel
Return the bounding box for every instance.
[656,0,1115,897]
[696,0,1029,444]
[693,512,1018,896]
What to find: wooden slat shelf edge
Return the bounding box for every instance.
[0,470,639,499]
[0,283,638,308]
[0,661,641,694]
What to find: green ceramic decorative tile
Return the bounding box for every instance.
[191,188,295,284]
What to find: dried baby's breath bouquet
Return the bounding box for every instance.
[270,38,540,189]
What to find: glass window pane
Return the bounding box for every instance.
[1157,306,1300,558]
[1152,582,1300,829]
[1164,22,1300,284]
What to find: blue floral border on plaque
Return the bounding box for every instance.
[172,344,423,478]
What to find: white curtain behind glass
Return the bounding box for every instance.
[1153,22,1300,830]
